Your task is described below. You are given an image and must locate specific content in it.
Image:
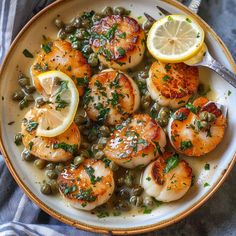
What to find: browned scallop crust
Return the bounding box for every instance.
[150,61,199,101]
[31,40,91,96]
[91,15,145,69]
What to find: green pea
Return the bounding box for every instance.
[143,196,154,207]
[24,94,34,102]
[35,97,46,107]
[132,186,144,196]
[54,18,65,29]
[40,183,52,195]
[73,156,85,166]
[12,90,24,101]
[99,125,110,137]
[24,85,36,94]
[48,180,59,194]
[95,150,104,160]
[19,99,29,110]
[46,170,58,179]
[55,163,65,172]
[109,161,119,171]
[14,133,22,146]
[64,24,75,33]
[102,6,113,16]
[18,77,30,87]
[34,159,47,169]
[72,17,82,28]
[22,149,34,161]
[59,30,67,40]
[207,113,216,122]
[130,196,143,207]
[46,163,56,170]
[114,7,126,15]
[88,53,99,67]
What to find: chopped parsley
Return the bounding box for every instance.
[118,32,126,39]
[154,142,162,156]
[163,154,179,174]
[84,166,102,184]
[76,76,89,86]
[162,75,172,82]
[173,111,187,121]
[25,120,38,132]
[165,64,171,71]
[186,103,200,114]
[55,95,69,110]
[117,47,126,56]
[22,49,34,58]
[109,91,120,106]
[41,42,52,54]
[105,23,118,41]
[186,18,192,23]
[96,211,109,218]
[143,207,152,214]
[75,187,97,202]
[83,88,93,106]
[63,185,77,195]
[146,177,151,181]
[180,140,193,151]
[204,182,210,187]
[53,142,78,155]
[29,141,34,150]
[14,133,22,146]
[95,103,110,123]
[228,90,232,96]
[204,163,210,170]
[33,63,49,72]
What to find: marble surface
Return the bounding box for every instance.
[144,1,236,235]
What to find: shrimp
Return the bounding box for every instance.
[147,61,199,108]
[31,40,91,96]
[91,15,145,70]
[142,152,192,202]
[168,97,227,156]
[85,69,140,125]
[57,159,114,210]
[21,107,81,162]
[104,114,166,169]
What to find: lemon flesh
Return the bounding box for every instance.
[35,71,79,137]
[147,15,205,63]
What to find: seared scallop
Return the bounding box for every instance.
[147,61,199,108]
[91,15,145,70]
[31,40,91,96]
[58,159,114,210]
[21,107,80,162]
[84,69,140,125]
[168,97,227,156]
[104,114,166,168]
[142,152,192,202]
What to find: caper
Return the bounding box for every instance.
[80,141,91,149]
[18,77,30,87]
[143,20,153,31]
[114,7,126,15]
[102,6,113,16]
[14,133,22,146]
[59,29,67,40]
[88,53,99,67]
[64,24,75,33]
[48,179,59,194]
[12,90,24,101]
[88,132,97,142]
[46,163,56,170]
[130,196,143,207]
[92,13,102,23]
[55,163,65,172]
[132,186,144,196]
[158,107,171,119]
[24,85,36,94]
[98,137,108,147]
[138,71,148,79]
[80,150,91,158]
[40,183,52,195]
[71,41,81,50]
[75,28,86,39]
[34,159,47,169]
[156,117,168,127]
[95,150,104,160]
[35,97,46,107]
[22,149,34,161]
[109,161,119,171]
[143,196,154,207]
[46,170,58,179]
[74,115,87,125]
[81,19,90,28]
[24,94,34,102]
[54,18,65,29]
[73,156,85,165]
[115,200,131,211]
[117,177,125,186]
[200,121,208,129]
[124,175,134,187]
[119,187,130,199]
[79,125,89,136]
[19,99,29,110]
[72,17,82,28]
[199,111,208,121]
[82,45,93,55]
[99,125,110,137]
[207,113,216,122]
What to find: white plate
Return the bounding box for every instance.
[0,0,235,234]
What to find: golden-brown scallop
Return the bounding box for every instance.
[104,114,166,168]
[31,40,91,96]
[21,107,80,162]
[147,61,199,108]
[58,159,114,210]
[142,152,192,202]
[84,69,140,125]
[91,15,145,70]
[168,97,227,156]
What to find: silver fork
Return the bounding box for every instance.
[144,7,236,89]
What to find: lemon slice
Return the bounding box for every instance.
[34,70,79,137]
[147,15,205,63]
[184,43,207,65]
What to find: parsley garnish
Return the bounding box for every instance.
[165,64,171,71]
[53,142,78,155]
[41,42,52,54]
[143,207,152,214]
[118,32,126,39]
[173,111,187,121]
[186,103,200,114]
[204,182,210,187]
[26,120,38,132]
[84,166,102,184]
[105,23,118,40]
[162,75,172,82]
[163,154,179,173]
[204,163,210,170]
[23,49,34,58]
[29,141,34,150]
[75,187,97,202]
[180,140,193,150]
[186,18,192,23]
[76,76,89,86]
[117,47,126,56]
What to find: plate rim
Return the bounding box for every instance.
[0,0,236,234]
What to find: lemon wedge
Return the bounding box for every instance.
[34,70,79,137]
[147,15,205,63]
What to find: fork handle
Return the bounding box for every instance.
[188,0,202,13]
[206,58,236,89]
